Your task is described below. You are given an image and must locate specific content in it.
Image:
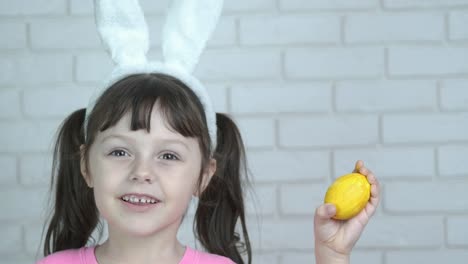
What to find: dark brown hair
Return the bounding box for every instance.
[43,73,252,263]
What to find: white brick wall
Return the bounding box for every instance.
[336,80,437,112]
[285,47,384,79]
[441,79,468,110]
[279,115,379,147]
[1,0,467,263]
[345,13,444,43]
[240,15,340,45]
[388,47,468,76]
[0,0,66,15]
[0,22,27,49]
[450,11,468,40]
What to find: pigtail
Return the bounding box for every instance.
[195,113,252,264]
[43,109,99,255]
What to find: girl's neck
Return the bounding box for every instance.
[95,223,186,264]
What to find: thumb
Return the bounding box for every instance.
[315,203,336,223]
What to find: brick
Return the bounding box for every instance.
[231,82,331,113]
[280,183,328,215]
[71,0,168,15]
[235,117,275,148]
[0,225,21,253]
[251,253,278,264]
[247,219,314,250]
[0,0,65,15]
[0,188,49,220]
[0,54,73,85]
[279,115,379,147]
[336,80,436,112]
[208,17,237,47]
[0,22,27,49]
[0,155,16,185]
[75,52,113,83]
[146,17,236,48]
[447,217,468,246]
[383,113,468,143]
[0,120,61,152]
[240,15,340,46]
[81,51,279,84]
[438,145,468,177]
[334,147,434,179]
[79,50,279,83]
[30,19,100,49]
[147,0,277,13]
[285,48,383,79]
[247,150,329,182]
[20,154,52,186]
[0,89,21,118]
[385,182,468,212]
[387,250,468,264]
[357,216,443,248]
[70,0,95,15]
[346,13,443,43]
[23,87,93,118]
[196,50,281,81]
[389,47,468,76]
[384,0,468,8]
[441,79,468,110]
[224,0,276,12]
[450,11,468,40]
[282,251,382,264]
[24,223,43,255]
[279,0,378,10]
[281,253,315,264]
[245,184,276,215]
[71,0,276,15]
[0,257,34,264]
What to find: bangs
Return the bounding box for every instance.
[86,73,209,149]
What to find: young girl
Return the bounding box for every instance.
[37,0,380,263]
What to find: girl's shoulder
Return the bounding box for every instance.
[36,247,97,264]
[183,247,236,264]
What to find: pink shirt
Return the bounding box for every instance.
[36,246,235,264]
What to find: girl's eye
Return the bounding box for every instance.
[160,153,179,160]
[109,150,129,157]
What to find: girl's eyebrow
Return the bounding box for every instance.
[99,134,190,151]
[99,134,134,144]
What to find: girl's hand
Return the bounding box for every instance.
[314,160,380,263]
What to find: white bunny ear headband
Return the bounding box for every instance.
[85,0,223,153]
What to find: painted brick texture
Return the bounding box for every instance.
[1,0,467,263]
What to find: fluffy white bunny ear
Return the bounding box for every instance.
[94,0,149,66]
[162,0,223,73]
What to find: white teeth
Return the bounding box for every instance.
[121,195,158,204]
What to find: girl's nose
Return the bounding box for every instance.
[130,156,155,183]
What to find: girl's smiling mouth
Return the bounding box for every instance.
[120,193,161,206]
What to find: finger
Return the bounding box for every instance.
[353,160,364,173]
[359,166,369,176]
[369,174,380,204]
[315,203,336,221]
[365,173,380,217]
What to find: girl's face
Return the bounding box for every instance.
[80,103,215,237]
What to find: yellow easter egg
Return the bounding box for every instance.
[324,173,370,220]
